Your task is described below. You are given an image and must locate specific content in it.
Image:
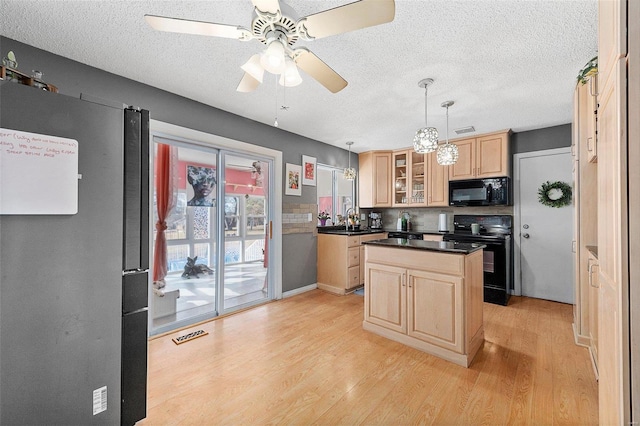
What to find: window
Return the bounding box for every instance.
[316,164,355,225]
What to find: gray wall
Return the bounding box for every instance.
[512,123,571,154]
[0,37,355,292]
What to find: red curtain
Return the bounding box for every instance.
[153,144,177,283]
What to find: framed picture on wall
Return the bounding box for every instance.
[302,155,317,186]
[285,163,302,196]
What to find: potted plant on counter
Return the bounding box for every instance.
[318,211,331,226]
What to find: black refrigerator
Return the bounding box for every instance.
[0,83,149,425]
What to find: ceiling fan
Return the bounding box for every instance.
[145,0,395,93]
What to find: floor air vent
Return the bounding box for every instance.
[172,329,208,345]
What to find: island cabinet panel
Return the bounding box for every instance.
[364,263,406,334]
[363,244,484,367]
[408,270,464,354]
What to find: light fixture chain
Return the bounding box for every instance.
[274,74,279,127]
[445,104,449,144]
[424,86,428,126]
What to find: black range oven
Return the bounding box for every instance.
[443,215,513,305]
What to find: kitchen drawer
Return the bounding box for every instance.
[347,235,361,247]
[348,266,360,289]
[360,233,386,243]
[348,247,360,267]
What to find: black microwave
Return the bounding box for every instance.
[449,177,511,206]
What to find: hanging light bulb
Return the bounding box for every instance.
[279,56,302,87]
[260,35,286,74]
[437,101,459,166]
[413,78,439,153]
[344,141,356,180]
[241,54,265,83]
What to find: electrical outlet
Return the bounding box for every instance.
[92,386,107,415]
[360,213,366,221]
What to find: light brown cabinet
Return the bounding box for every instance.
[391,149,448,208]
[317,232,385,295]
[358,151,392,208]
[448,131,511,181]
[572,78,599,357]
[363,244,484,367]
[588,250,599,376]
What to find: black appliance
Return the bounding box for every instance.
[443,215,513,305]
[388,231,423,240]
[0,84,149,425]
[449,177,511,207]
[121,107,150,426]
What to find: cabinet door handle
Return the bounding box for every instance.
[587,137,593,152]
[589,74,599,97]
[588,262,599,288]
[402,273,406,287]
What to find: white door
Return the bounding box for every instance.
[514,148,574,303]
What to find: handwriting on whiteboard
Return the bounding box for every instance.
[0,128,79,215]
[0,129,78,158]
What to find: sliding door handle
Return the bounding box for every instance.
[269,221,273,239]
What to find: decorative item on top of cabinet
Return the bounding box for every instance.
[448,130,512,181]
[358,151,392,208]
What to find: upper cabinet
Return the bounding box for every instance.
[448,131,512,181]
[358,151,392,208]
[391,149,448,208]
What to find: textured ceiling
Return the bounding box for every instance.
[0,0,598,153]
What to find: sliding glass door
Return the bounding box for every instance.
[221,153,270,312]
[150,139,274,334]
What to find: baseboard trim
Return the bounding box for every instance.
[283,283,318,298]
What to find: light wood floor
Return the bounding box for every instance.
[141,290,598,425]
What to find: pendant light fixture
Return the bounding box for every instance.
[436,101,459,165]
[344,141,356,180]
[413,78,439,153]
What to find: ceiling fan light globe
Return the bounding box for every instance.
[261,40,286,74]
[241,54,265,83]
[279,57,302,87]
[413,126,439,153]
[436,143,459,166]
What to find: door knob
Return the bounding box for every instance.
[522,233,530,239]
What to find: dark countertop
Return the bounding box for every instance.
[362,238,485,254]
[317,227,386,236]
[317,227,448,237]
[384,229,449,236]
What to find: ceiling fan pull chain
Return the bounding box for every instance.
[274,74,279,127]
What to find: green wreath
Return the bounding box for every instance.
[538,181,573,208]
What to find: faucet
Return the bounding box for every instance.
[346,208,355,231]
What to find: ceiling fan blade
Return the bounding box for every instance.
[145,14,249,40]
[237,73,261,92]
[299,0,395,40]
[293,48,348,93]
[251,0,281,14]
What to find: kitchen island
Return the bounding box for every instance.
[362,238,485,367]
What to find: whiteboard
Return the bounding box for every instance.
[0,128,79,215]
